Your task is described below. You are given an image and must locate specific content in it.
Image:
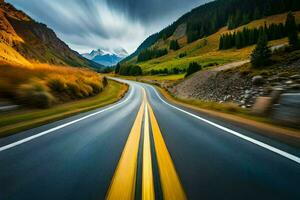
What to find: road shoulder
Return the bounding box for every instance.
[156,86,300,148]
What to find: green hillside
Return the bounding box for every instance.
[122,0,300,73]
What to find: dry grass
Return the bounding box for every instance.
[0,80,128,137]
[0,63,106,108]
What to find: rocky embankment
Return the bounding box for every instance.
[171,59,300,108]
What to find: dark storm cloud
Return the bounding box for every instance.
[107,0,204,24]
[6,0,210,53]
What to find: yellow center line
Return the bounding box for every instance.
[142,101,155,200]
[148,102,187,200]
[106,88,186,200]
[106,90,146,200]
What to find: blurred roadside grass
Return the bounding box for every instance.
[0,79,128,137]
[0,63,107,108]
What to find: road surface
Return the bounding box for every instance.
[0,80,299,200]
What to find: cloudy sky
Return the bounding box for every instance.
[7,0,209,54]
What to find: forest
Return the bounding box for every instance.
[219,13,300,50]
[137,48,168,62]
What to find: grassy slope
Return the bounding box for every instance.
[0,63,106,108]
[129,11,300,72]
[0,80,128,137]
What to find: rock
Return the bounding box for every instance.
[289,84,300,90]
[268,77,279,82]
[245,90,251,94]
[223,95,231,101]
[278,77,289,81]
[244,94,251,99]
[270,88,284,104]
[252,75,265,86]
[285,80,293,85]
[252,97,273,115]
[289,74,300,80]
[272,93,300,128]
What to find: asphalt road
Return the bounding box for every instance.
[0,80,299,200]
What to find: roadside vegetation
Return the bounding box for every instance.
[0,63,107,108]
[0,80,128,137]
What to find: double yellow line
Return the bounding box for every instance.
[106,89,186,200]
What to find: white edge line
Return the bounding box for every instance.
[0,86,135,152]
[150,86,300,164]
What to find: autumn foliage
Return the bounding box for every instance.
[0,64,106,108]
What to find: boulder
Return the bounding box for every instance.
[272,93,300,128]
[252,97,273,115]
[290,84,300,90]
[252,76,265,86]
[285,80,293,85]
[270,88,284,104]
[289,74,300,80]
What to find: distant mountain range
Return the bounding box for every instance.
[82,47,128,66]
[0,1,103,69]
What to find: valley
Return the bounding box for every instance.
[1,0,300,200]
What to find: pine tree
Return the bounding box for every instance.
[170,40,180,50]
[251,31,271,67]
[235,32,242,49]
[227,15,235,30]
[242,13,250,25]
[115,63,121,74]
[253,8,261,20]
[219,35,224,50]
[285,12,299,49]
[185,62,202,77]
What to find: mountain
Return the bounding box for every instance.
[123,0,300,66]
[0,1,103,69]
[82,47,128,66]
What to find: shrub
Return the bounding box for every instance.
[0,63,106,108]
[88,81,102,94]
[185,62,202,77]
[103,77,108,87]
[170,40,180,50]
[31,91,55,108]
[48,76,66,92]
[17,80,55,108]
[66,82,82,98]
[179,52,187,58]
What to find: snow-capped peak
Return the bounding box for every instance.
[81,47,129,66]
[82,47,128,60]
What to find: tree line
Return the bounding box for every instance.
[115,63,142,76]
[251,12,299,68]
[220,13,300,50]
[219,23,287,50]
[186,0,300,43]
[129,0,300,62]
[137,48,168,62]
